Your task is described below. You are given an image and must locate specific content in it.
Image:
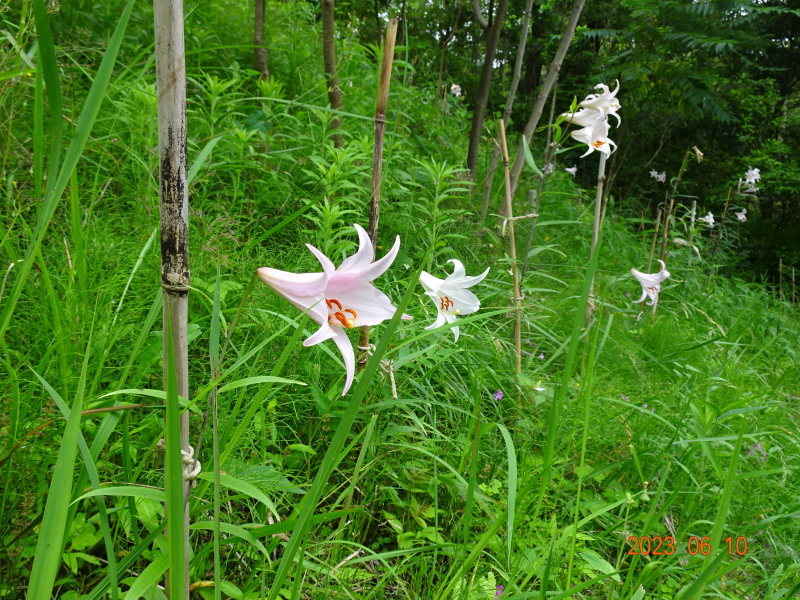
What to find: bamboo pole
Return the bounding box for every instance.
[154,0,191,596]
[357,18,397,369]
[498,120,522,373]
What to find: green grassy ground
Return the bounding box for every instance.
[1,2,798,599]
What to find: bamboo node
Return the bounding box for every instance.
[161,282,190,293]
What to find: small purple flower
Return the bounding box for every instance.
[496,585,505,598]
[621,395,630,401]
[538,352,545,359]
[625,292,631,298]
[493,389,504,400]
[642,403,648,409]
[747,442,767,462]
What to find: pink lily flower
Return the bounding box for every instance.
[257,224,408,396]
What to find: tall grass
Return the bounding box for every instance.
[0,2,798,598]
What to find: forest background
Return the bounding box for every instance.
[1,0,799,599]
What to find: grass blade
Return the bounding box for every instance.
[266,265,423,600]
[25,341,90,599]
[0,0,135,339]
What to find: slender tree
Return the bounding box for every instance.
[507,0,586,199]
[154,0,191,595]
[481,0,535,218]
[321,0,344,147]
[254,0,269,79]
[435,1,463,106]
[466,0,509,174]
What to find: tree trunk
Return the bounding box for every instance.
[321,0,344,147]
[508,0,585,198]
[466,0,509,174]
[254,0,269,79]
[153,0,191,596]
[480,0,534,218]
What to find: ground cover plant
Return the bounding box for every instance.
[1,0,799,599]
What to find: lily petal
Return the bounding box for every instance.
[338,224,374,273]
[360,235,401,281]
[331,329,356,396]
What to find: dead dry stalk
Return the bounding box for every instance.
[498,119,522,373]
[154,0,191,595]
[358,18,398,369]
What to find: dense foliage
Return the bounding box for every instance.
[0,0,798,598]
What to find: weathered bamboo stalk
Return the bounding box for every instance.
[321,0,343,147]
[357,18,398,369]
[154,0,191,595]
[498,120,522,373]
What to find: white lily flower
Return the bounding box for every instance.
[579,80,621,125]
[630,260,670,309]
[562,110,616,157]
[656,172,667,183]
[649,169,659,179]
[699,212,715,227]
[744,167,760,185]
[419,259,490,342]
[736,208,747,222]
[450,83,462,97]
[565,166,577,176]
[257,224,409,396]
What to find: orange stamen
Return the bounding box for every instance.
[326,298,343,310]
[592,140,606,148]
[440,296,454,311]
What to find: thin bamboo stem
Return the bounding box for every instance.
[154,0,191,595]
[358,18,397,369]
[498,119,522,374]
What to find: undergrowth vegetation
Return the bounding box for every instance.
[1,1,799,599]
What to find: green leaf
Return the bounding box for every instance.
[191,521,269,557]
[522,135,544,177]
[197,472,280,519]
[579,550,621,583]
[218,375,306,394]
[73,485,166,504]
[122,553,169,600]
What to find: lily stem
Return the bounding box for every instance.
[585,152,607,324]
[646,207,662,273]
[497,119,522,374]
